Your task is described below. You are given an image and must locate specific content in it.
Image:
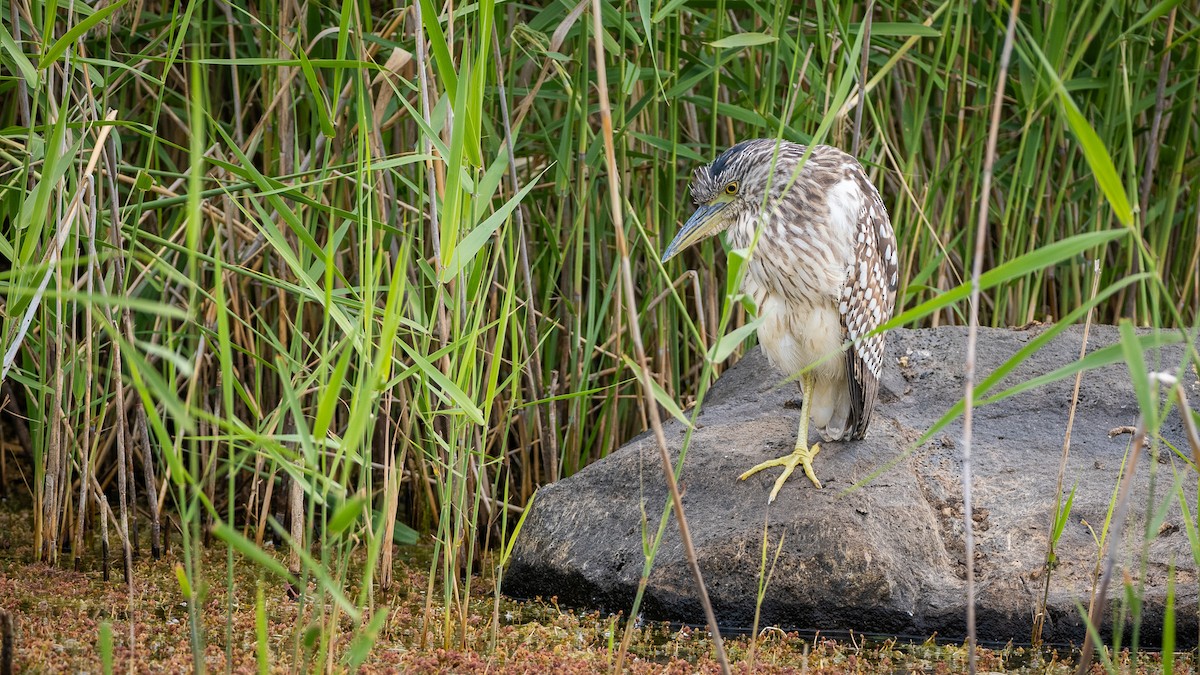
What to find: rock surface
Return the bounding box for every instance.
[504,325,1200,646]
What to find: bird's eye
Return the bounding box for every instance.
[724,182,739,195]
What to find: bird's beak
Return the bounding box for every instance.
[661,201,729,263]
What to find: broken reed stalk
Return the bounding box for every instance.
[961,1,1021,671]
[1033,261,1103,645]
[1075,420,1148,675]
[288,461,304,591]
[587,1,729,673]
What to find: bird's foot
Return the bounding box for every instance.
[738,443,822,501]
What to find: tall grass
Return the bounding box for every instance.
[1,0,1198,668]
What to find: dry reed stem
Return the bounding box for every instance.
[587,1,729,672]
[962,2,1021,672]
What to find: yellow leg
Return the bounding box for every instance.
[739,371,822,500]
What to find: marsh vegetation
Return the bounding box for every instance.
[0,0,1198,671]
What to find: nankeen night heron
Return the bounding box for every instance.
[662,139,899,501]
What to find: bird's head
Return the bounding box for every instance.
[661,139,780,263]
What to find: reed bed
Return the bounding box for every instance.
[0,0,1197,669]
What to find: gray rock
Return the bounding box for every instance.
[503,325,1200,646]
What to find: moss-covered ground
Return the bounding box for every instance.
[0,498,1191,673]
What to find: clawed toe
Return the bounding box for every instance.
[739,444,823,501]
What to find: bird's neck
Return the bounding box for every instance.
[725,205,780,252]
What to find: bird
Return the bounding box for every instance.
[661,139,898,501]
